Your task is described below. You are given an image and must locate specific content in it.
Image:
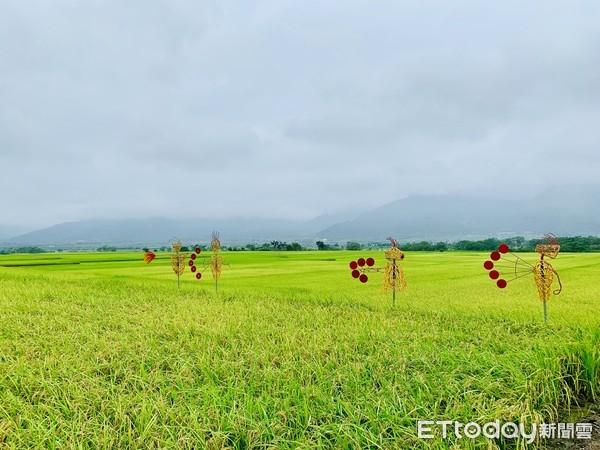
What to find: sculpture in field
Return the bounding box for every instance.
[349,237,407,304]
[484,233,562,321]
[143,239,187,289]
[170,239,187,289]
[143,250,156,264]
[188,231,227,293]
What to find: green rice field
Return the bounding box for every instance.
[0,250,598,449]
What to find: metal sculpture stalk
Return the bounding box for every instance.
[188,231,228,293]
[170,239,187,289]
[382,237,407,304]
[349,236,407,304]
[484,234,562,321]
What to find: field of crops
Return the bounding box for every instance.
[0,250,598,449]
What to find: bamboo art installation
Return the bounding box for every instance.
[143,250,156,264]
[349,237,407,304]
[484,234,563,321]
[143,240,187,289]
[188,231,227,293]
[170,239,187,289]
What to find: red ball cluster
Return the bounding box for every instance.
[349,257,375,283]
[189,247,202,280]
[483,243,509,289]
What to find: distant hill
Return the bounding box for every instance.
[4,185,599,246]
[317,185,600,241]
[5,218,305,247]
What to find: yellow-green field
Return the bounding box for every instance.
[0,251,598,449]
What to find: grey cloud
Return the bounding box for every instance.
[1,0,600,228]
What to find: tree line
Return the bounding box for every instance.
[0,246,46,254]
[3,236,600,254]
[214,236,600,252]
[368,236,600,252]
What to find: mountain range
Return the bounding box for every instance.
[1,185,599,247]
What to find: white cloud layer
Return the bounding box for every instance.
[1,0,599,227]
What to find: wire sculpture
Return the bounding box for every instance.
[349,237,407,304]
[188,231,228,293]
[142,239,188,289]
[483,233,562,321]
[170,239,187,289]
[143,250,156,264]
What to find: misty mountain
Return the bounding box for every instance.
[3,185,599,246]
[301,211,361,233]
[317,185,600,241]
[5,216,345,247]
[6,218,296,247]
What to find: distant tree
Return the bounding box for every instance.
[180,246,190,252]
[414,241,434,251]
[268,241,288,250]
[504,236,525,249]
[286,242,303,251]
[97,246,117,252]
[316,241,327,250]
[453,238,500,251]
[346,241,362,251]
[434,241,448,252]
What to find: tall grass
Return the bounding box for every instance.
[0,251,598,449]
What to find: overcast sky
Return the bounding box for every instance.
[1,0,599,228]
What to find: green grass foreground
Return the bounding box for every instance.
[0,251,598,449]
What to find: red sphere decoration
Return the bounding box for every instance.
[483,260,494,270]
[349,261,358,270]
[351,270,360,278]
[191,266,197,272]
[359,274,368,283]
[498,244,509,254]
[191,253,196,260]
[497,279,507,289]
[366,257,375,266]
[490,251,501,261]
[357,258,365,267]
[196,273,202,280]
[195,247,201,254]
[489,270,499,280]
[188,260,194,267]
